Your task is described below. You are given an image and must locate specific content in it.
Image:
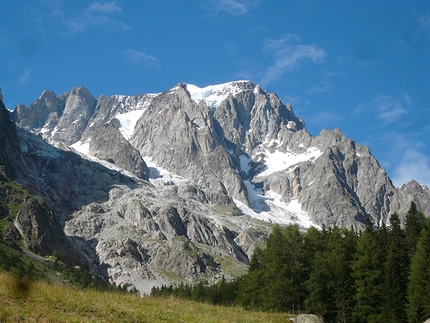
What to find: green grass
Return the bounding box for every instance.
[0,270,293,323]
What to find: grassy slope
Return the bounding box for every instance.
[0,270,293,323]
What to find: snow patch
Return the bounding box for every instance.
[70,140,90,155]
[70,140,139,179]
[235,181,319,229]
[116,109,147,140]
[186,81,250,108]
[256,146,323,177]
[144,156,190,186]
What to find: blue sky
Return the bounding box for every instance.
[1,0,430,187]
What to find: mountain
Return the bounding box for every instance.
[5,81,430,293]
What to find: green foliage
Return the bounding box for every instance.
[151,276,240,306]
[381,213,409,322]
[351,227,384,322]
[407,227,430,323]
[404,202,426,259]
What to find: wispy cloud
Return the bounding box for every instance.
[18,68,35,85]
[67,1,129,33]
[403,9,430,45]
[419,12,430,34]
[205,0,259,17]
[123,50,160,68]
[44,1,129,33]
[392,148,430,187]
[260,34,326,86]
[355,94,409,125]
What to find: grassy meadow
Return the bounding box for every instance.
[0,270,293,323]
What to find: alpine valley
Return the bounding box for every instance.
[1,81,430,294]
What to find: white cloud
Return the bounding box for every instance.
[205,0,259,16]
[355,94,409,125]
[51,1,129,33]
[260,34,326,86]
[123,50,160,68]
[392,149,430,187]
[18,68,35,85]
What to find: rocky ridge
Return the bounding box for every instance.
[5,81,430,293]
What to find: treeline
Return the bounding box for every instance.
[151,202,430,323]
[151,278,239,306]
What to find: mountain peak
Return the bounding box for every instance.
[185,80,257,108]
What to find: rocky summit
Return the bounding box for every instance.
[3,81,430,294]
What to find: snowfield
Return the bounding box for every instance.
[186,81,250,108]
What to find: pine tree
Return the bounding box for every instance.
[407,228,430,323]
[305,227,356,322]
[283,225,308,314]
[305,250,333,318]
[237,245,264,309]
[260,225,290,311]
[381,213,408,323]
[404,202,425,259]
[329,227,356,323]
[351,227,384,322]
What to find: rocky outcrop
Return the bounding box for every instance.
[52,87,96,145]
[89,124,149,180]
[14,197,78,258]
[80,93,156,142]
[0,99,19,178]
[212,82,305,154]
[10,90,66,131]
[64,179,269,294]
[132,84,249,205]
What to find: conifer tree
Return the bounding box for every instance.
[305,227,356,322]
[351,227,384,322]
[407,227,430,323]
[283,225,308,313]
[237,245,264,309]
[382,213,408,323]
[404,202,425,259]
[305,250,332,318]
[260,225,289,311]
[329,227,356,323]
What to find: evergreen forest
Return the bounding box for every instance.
[151,202,430,323]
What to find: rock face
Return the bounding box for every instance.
[89,124,149,180]
[14,197,77,257]
[6,81,430,294]
[132,83,249,205]
[0,99,19,178]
